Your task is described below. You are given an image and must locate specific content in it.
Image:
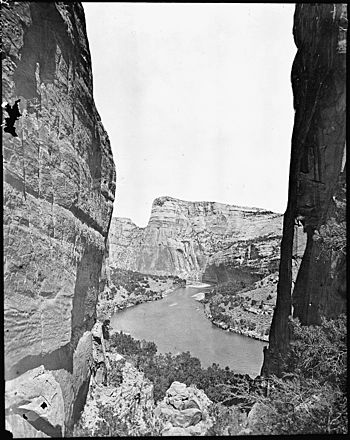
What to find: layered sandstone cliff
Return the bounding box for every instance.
[109,196,285,282]
[262,4,347,375]
[3,2,116,437]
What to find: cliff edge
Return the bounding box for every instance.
[109,196,285,282]
[3,2,116,436]
[262,3,347,376]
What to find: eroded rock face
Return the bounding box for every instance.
[78,323,157,437]
[290,4,347,326]
[3,2,116,436]
[5,366,65,437]
[110,197,284,281]
[262,4,346,375]
[109,217,144,271]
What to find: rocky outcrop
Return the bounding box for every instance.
[262,4,346,376]
[3,2,116,437]
[156,381,213,436]
[76,322,158,436]
[78,335,213,437]
[110,197,284,281]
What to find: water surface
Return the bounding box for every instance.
[111,286,267,377]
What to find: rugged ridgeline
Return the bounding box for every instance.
[3,2,116,437]
[109,197,286,283]
[262,4,347,376]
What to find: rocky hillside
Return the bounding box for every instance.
[75,323,214,436]
[109,197,285,281]
[262,4,347,375]
[3,3,115,437]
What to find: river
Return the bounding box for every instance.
[110,285,268,377]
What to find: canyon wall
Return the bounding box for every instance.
[109,196,286,282]
[3,2,116,437]
[262,4,347,376]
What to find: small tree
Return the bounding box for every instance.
[102,319,110,341]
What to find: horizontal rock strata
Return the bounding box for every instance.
[3,2,115,437]
[109,197,292,281]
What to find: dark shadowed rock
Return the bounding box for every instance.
[262,3,346,376]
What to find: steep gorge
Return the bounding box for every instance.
[3,2,347,436]
[3,2,116,437]
[262,3,347,376]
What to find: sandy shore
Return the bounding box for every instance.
[187,282,211,288]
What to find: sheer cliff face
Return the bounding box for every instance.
[3,2,116,437]
[262,4,346,375]
[290,4,347,325]
[109,196,285,281]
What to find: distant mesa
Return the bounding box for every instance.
[108,196,305,283]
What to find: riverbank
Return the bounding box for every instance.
[97,267,186,321]
[109,285,266,376]
[202,302,269,342]
[200,273,279,343]
[186,282,212,288]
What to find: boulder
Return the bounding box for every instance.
[5,365,65,437]
[246,401,270,433]
[157,382,213,436]
[171,408,202,428]
[182,398,201,410]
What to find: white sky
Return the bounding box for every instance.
[84,3,297,227]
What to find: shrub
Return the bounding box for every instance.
[242,315,347,435]
[108,360,124,387]
[245,376,347,435]
[285,314,347,389]
[102,319,110,341]
[108,332,252,404]
[248,321,256,331]
[206,403,246,436]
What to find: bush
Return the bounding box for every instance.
[206,403,246,436]
[109,360,124,387]
[248,321,256,331]
[102,316,347,435]
[108,332,252,404]
[285,314,347,389]
[102,319,110,341]
[242,315,347,435]
[245,376,347,435]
